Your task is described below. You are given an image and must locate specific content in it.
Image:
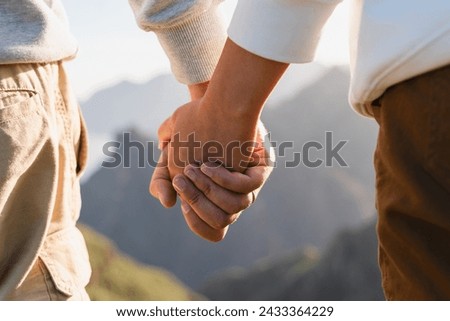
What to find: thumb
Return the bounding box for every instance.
[149,147,177,208]
[157,116,173,150]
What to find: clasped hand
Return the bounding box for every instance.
[149,97,273,242]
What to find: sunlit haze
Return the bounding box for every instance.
[62,0,350,101]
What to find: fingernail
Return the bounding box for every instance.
[173,176,186,192]
[156,191,163,203]
[185,167,196,180]
[158,192,168,206]
[200,164,212,176]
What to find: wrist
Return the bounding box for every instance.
[188,81,209,100]
[199,94,260,129]
[201,38,288,122]
[195,96,260,172]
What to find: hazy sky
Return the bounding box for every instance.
[62,0,350,101]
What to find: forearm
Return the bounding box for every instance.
[202,38,289,124]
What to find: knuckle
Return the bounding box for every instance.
[228,194,252,213]
[201,181,214,197]
[244,167,266,189]
[209,209,238,231]
[209,229,227,243]
[252,172,265,189]
[186,190,202,206]
[189,220,204,235]
[240,194,253,210]
[228,202,243,215]
[211,212,233,230]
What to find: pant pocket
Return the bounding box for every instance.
[0,89,50,178]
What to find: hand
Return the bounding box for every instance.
[148,80,213,208]
[151,37,287,242]
[150,122,274,242]
[159,39,287,180]
[158,96,259,180]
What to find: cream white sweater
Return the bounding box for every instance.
[131,0,450,116]
[0,0,226,84]
[0,1,77,64]
[227,0,450,115]
[2,0,450,115]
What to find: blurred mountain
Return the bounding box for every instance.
[200,220,383,300]
[79,74,189,180]
[79,66,379,288]
[80,224,201,300]
[81,74,189,137]
[283,220,383,300]
[200,247,320,300]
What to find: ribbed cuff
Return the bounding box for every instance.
[228,0,341,63]
[155,6,227,84]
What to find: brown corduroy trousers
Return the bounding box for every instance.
[373,65,450,300]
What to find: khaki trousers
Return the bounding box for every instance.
[373,65,450,300]
[0,62,91,300]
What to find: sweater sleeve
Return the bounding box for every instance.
[128,0,226,84]
[228,0,342,64]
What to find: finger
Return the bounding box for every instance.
[157,116,173,149]
[200,162,270,194]
[149,147,177,208]
[248,126,275,168]
[247,144,274,167]
[243,165,272,199]
[180,200,229,242]
[184,165,253,214]
[172,174,239,230]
